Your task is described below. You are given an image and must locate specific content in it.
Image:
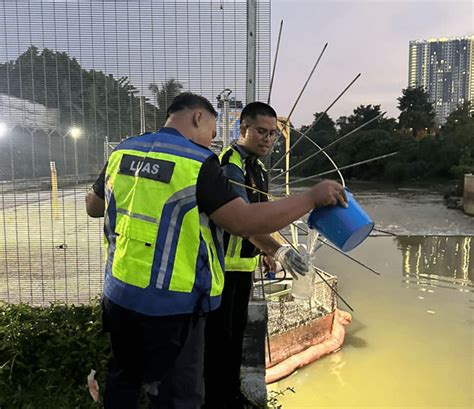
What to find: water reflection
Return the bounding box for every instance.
[278,184,474,408]
[397,235,473,291]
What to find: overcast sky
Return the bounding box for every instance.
[269,0,473,126]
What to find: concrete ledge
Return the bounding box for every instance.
[463,174,474,216]
[242,300,268,407]
[241,271,343,404]
[241,366,267,408]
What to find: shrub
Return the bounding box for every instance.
[0,301,109,409]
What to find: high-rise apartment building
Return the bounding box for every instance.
[408,36,474,123]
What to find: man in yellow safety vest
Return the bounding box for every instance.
[203,102,305,409]
[86,93,347,409]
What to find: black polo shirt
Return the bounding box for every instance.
[219,144,269,259]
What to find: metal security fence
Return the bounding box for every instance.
[0,0,271,305]
[1,176,104,305]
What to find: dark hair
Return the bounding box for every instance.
[240,101,277,123]
[166,92,218,118]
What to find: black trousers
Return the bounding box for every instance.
[203,270,253,409]
[102,297,206,409]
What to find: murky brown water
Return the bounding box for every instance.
[272,186,473,409]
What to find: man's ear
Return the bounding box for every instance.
[240,121,247,138]
[192,110,202,128]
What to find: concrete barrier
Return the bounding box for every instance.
[463,174,474,216]
[242,300,268,408]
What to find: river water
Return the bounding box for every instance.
[273,184,473,409]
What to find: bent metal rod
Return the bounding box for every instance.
[270,72,362,171]
[273,151,399,189]
[272,111,385,183]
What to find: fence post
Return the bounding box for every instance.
[50,161,58,220]
[246,0,257,104]
[140,96,146,134]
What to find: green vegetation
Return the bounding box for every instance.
[0,301,108,408]
[0,301,284,408]
[0,46,180,141]
[398,86,436,138]
[276,89,474,186]
[267,387,295,409]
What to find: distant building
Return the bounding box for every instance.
[408,36,474,123]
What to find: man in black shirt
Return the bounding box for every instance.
[86,93,347,409]
[203,102,307,409]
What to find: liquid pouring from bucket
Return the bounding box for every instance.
[273,115,377,253]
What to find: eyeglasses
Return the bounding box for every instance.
[248,126,279,141]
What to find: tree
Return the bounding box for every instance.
[0,46,162,137]
[397,87,435,138]
[292,112,336,156]
[149,79,183,127]
[441,102,472,133]
[289,112,337,176]
[439,103,474,179]
[337,104,384,134]
[336,104,398,136]
[0,46,159,177]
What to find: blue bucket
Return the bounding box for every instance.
[307,188,374,252]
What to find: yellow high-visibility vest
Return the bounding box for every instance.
[103,128,225,316]
[219,145,267,272]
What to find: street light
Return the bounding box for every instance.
[0,122,8,137]
[69,126,82,179]
[70,126,82,139]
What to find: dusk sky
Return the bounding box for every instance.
[269,0,473,126]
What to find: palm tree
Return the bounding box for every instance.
[149,79,183,127]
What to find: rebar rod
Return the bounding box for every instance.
[272,112,385,182]
[267,19,283,104]
[270,73,361,171]
[273,151,399,189]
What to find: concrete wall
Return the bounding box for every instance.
[463,174,474,216]
[242,300,268,408]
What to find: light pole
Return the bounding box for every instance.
[26,128,37,179]
[69,126,82,179]
[217,89,232,149]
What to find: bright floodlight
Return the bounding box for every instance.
[70,126,82,139]
[0,122,8,137]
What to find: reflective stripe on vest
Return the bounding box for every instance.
[219,146,259,272]
[103,130,225,316]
